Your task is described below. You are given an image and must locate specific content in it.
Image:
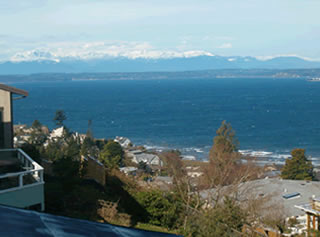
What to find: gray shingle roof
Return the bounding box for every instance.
[200,178,320,217]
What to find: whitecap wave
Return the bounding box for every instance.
[194,148,204,153]
[239,149,288,159]
[140,144,320,166]
[239,149,320,166]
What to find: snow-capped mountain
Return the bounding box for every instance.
[1,48,320,75]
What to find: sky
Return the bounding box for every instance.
[1,0,320,61]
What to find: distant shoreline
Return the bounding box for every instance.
[1,68,319,83]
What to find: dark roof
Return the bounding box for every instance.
[0,205,181,237]
[0,83,28,97]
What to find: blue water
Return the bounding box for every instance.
[10,78,320,164]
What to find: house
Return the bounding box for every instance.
[114,136,132,148]
[128,150,163,166]
[295,197,320,234]
[201,178,320,218]
[0,84,45,211]
[0,83,28,149]
[200,178,320,235]
[46,127,85,145]
[120,166,138,176]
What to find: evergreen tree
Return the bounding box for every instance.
[53,110,67,127]
[99,140,124,168]
[281,148,314,180]
[86,119,93,139]
[80,136,96,157]
[209,120,239,163]
[31,119,42,130]
[64,136,81,158]
[80,119,98,157]
[134,190,182,229]
[29,119,47,146]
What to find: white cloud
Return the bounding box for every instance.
[217,43,232,49]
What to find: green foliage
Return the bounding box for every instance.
[29,119,47,146]
[43,137,80,161]
[20,143,42,164]
[42,126,81,162]
[53,110,67,127]
[31,119,42,129]
[135,223,178,234]
[45,177,108,220]
[184,197,247,237]
[52,154,86,193]
[209,120,239,163]
[281,148,314,180]
[95,139,108,150]
[99,140,124,168]
[80,136,97,157]
[52,156,81,180]
[134,190,182,229]
[44,140,65,160]
[64,136,81,158]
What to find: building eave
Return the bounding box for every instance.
[0,83,28,97]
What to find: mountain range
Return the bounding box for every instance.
[1,54,320,75]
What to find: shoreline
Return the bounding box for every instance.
[142,143,320,167]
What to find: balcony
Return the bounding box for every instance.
[0,148,44,211]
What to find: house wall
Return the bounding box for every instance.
[0,90,13,148]
[84,157,106,186]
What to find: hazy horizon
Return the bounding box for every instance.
[1,0,320,62]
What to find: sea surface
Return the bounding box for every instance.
[10,77,320,165]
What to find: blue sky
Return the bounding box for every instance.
[1,0,320,61]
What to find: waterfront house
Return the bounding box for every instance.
[128,150,163,166]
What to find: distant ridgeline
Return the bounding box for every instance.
[2,69,320,83]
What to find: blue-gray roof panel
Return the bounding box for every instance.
[0,205,181,237]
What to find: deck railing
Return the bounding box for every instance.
[0,148,44,194]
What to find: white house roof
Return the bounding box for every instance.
[50,127,64,138]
